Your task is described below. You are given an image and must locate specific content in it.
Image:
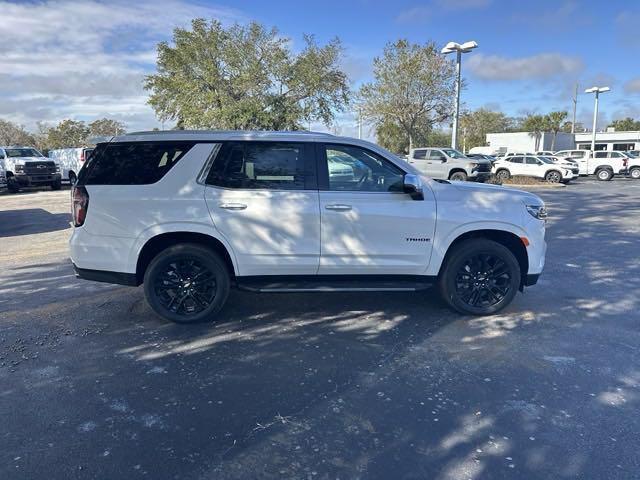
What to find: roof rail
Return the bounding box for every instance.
[124,129,334,136]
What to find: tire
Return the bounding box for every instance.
[68,172,77,185]
[596,169,613,181]
[495,169,510,181]
[51,180,62,190]
[449,171,468,182]
[7,178,19,194]
[438,239,521,316]
[545,170,562,183]
[629,167,640,180]
[143,244,230,324]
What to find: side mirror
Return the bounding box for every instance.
[437,156,447,162]
[403,174,424,200]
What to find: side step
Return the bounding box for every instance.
[236,275,436,293]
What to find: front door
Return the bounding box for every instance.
[204,141,320,276]
[318,143,436,275]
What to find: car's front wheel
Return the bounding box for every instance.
[438,239,521,316]
[545,170,561,183]
[449,171,468,182]
[51,180,62,190]
[143,244,230,324]
[629,167,640,179]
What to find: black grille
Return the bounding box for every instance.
[475,162,492,173]
[24,161,57,175]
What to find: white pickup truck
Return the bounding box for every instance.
[554,150,628,179]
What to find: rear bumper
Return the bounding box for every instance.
[73,263,139,286]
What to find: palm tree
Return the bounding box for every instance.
[545,111,568,151]
[522,115,546,151]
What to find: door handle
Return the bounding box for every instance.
[219,203,247,211]
[325,204,352,211]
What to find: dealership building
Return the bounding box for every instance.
[483,130,640,153]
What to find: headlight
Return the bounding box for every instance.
[468,162,478,169]
[15,164,24,173]
[526,204,547,220]
[56,165,60,172]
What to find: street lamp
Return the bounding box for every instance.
[442,40,478,150]
[584,86,610,153]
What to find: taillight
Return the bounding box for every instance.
[71,185,89,227]
[79,151,85,163]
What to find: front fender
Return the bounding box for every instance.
[426,221,528,276]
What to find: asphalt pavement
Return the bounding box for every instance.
[1,178,639,479]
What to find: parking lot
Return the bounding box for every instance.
[1,178,639,479]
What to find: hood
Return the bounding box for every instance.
[7,156,48,163]
[450,179,544,205]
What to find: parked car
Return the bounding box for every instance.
[48,147,94,184]
[406,147,492,181]
[620,152,640,179]
[539,156,579,176]
[0,158,6,190]
[0,146,61,193]
[554,150,628,179]
[467,153,497,164]
[536,151,555,156]
[70,130,547,322]
[493,155,574,183]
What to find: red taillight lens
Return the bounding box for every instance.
[80,151,85,163]
[71,185,89,227]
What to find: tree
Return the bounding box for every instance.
[44,120,90,150]
[0,119,36,146]
[358,39,456,151]
[88,118,126,137]
[144,19,349,130]
[459,109,510,151]
[608,117,640,131]
[376,119,431,154]
[522,114,547,151]
[544,111,568,150]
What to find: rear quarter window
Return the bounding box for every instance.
[80,141,196,185]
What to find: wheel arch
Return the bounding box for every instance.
[434,226,529,288]
[448,168,467,179]
[135,231,237,284]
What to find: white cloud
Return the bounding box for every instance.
[466,53,584,81]
[624,78,640,94]
[395,6,431,24]
[0,0,245,131]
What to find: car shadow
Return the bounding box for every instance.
[0,208,71,237]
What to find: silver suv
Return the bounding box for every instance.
[407,147,492,181]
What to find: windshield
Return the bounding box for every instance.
[5,148,44,158]
[441,148,467,159]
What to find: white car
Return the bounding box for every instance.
[70,130,547,322]
[49,147,94,184]
[539,155,579,176]
[493,155,574,183]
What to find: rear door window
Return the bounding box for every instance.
[412,149,427,159]
[80,142,196,185]
[206,142,312,190]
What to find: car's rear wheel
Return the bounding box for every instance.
[68,172,77,185]
[143,244,230,324]
[438,239,521,316]
[629,167,640,179]
[495,169,510,181]
[545,170,561,183]
[596,168,613,181]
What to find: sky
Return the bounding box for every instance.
[1,0,639,141]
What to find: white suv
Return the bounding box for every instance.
[493,155,574,183]
[70,131,547,323]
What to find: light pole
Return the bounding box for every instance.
[442,40,478,150]
[585,86,610,153]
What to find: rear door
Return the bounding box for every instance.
[407,148,428,172]
[317,143,435,275]
[204,141,320,276]
[508,156,526,175]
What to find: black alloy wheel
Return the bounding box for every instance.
[144,244,230,323]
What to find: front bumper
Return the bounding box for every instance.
[14,172,61,186]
